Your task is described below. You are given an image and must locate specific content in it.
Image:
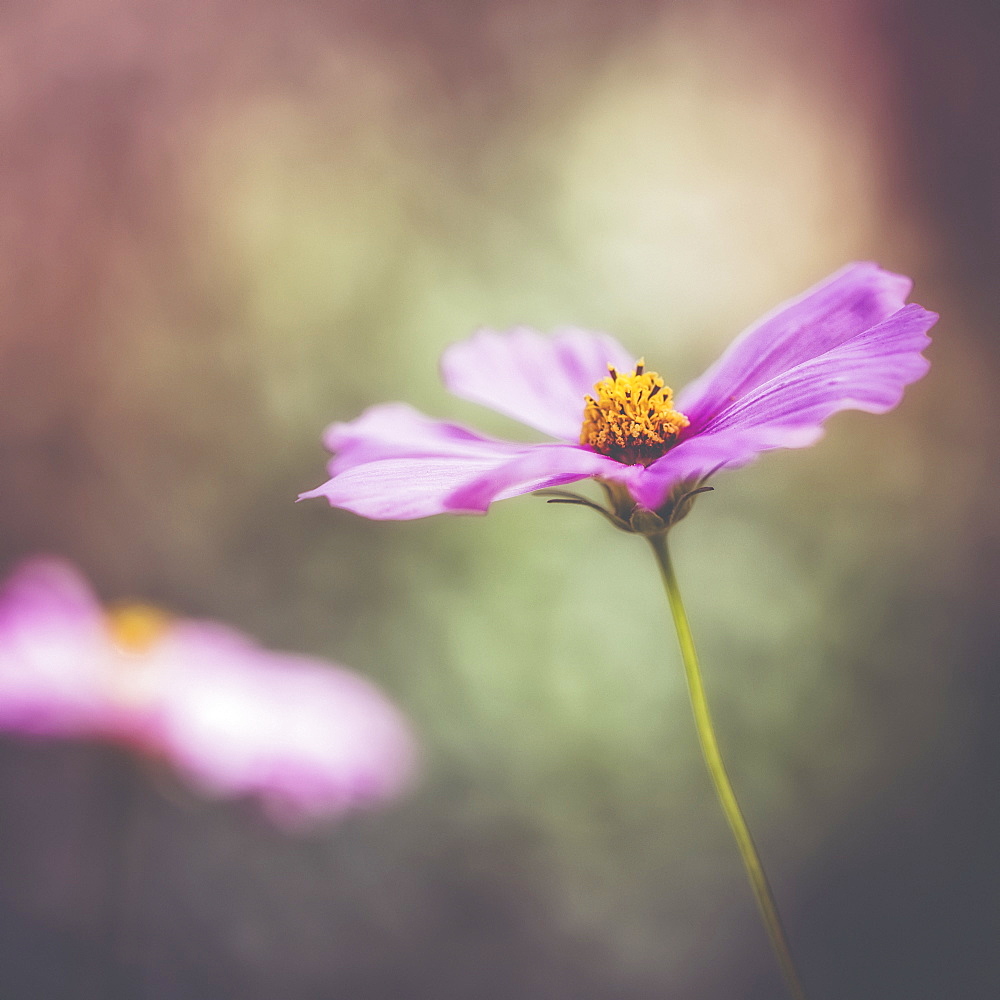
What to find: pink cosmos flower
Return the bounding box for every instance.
[0,557,415,828]
[301,263,936,526]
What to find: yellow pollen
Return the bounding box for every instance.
[580,359,689,466]
[106,603,171,654]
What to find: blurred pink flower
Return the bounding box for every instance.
[301,263,936,521]
[0,557,415,827]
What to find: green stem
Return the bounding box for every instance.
[647,532,808,1000]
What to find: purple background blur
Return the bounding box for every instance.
[0,2,998,998]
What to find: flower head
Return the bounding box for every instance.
[0,557,416,828]
[301,263,936,527]
[580,360,690,465]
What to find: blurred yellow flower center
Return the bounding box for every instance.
[580,360,689,466]
[106,603,170,654]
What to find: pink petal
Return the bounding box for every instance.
[445,444,631,514]
[142,622,416,827]
[676,263,920,426]
[0,556,103,625]
[628,425,824,509]
[0,558,114,736]
[301,453,545,520]
[440,326,636,441]
[633,302,936,508]
[301,404,562,519]
[322,402,525,473]
[694,304,934,434]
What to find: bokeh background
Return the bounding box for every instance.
[0,1,997,998]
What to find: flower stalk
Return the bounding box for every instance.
[646,532,808,1000]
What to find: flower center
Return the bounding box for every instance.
[106,603,171,654]
[580,360,689,466]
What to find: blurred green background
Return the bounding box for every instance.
[0,1,997,998]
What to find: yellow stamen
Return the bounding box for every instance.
[580,359,689,465]
[106,603,171,654]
